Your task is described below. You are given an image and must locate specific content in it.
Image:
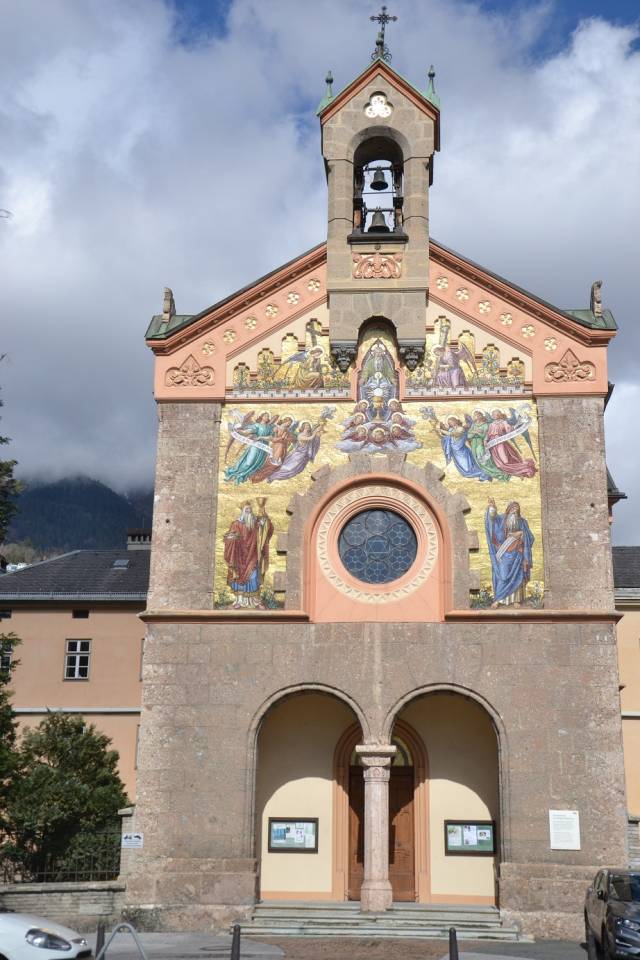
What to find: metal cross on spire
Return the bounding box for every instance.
[370,5,397,62]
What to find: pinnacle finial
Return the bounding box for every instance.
[316,70,335,114]
[370,5,397,62]
[425,65,440,108]
[325,71,334,99]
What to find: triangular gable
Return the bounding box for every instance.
[318,59,440,150]
[148,240,613,400]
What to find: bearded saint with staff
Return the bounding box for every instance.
[223,498,273,609]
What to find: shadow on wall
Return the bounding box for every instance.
[398,692,499,811]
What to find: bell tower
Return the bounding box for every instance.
[318,9,440,373]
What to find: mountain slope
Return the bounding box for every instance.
[7,477,154,553]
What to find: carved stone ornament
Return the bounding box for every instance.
[352,251,403,280]
[162,286,175,321]
[544,348,596,383]
[590,279,603,318]
[362,764,391,782]
[398,342,425,372]
[165,353,215,387]
[330,342,358,373]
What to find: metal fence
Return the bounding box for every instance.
[0,828,121,884]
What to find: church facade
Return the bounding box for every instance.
[125,52,627,940]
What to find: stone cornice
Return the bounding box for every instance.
[140,609,619,624]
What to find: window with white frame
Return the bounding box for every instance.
[0,645,12,672]
[64,639,91,680]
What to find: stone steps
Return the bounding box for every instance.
[239,901,525,941]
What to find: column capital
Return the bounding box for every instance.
[355,743,397,779]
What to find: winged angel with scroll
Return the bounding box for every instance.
[224,407,336,485]
[422,405,537,482]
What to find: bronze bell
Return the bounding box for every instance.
[370,167,389,191]
[368,207,390,233]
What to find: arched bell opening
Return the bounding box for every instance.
[352,135,405,238]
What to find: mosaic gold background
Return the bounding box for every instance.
[214,399,543,608]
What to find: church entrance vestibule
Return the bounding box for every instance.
[256,691,498,906]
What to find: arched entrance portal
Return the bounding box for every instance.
[255,689,499,905]
[393,691,500,905]
[255,690,362,900]
[334,719,429,902]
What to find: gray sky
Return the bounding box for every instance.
[1,0,639,541]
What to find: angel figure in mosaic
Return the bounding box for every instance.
[250,415,298,483]
[224,411,279,485]
[466,410,511,482]
[421,407,492,481]
[431,342,477,388]
[266,406,336,483]
[479,409,536,479]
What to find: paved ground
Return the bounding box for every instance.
[86,932,586,960]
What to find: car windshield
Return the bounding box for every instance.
[610,874,640,902]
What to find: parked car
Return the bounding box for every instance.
[0,912,91,960]
[585,868,640,958]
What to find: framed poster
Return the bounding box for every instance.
[444,820,496,856]
[268,818,319,853]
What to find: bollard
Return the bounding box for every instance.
[96,921,106,957]
[448,926,459,960]
[231,923,241,960]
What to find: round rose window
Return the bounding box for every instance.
[337,509,418,585]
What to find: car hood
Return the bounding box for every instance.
[0,911,85,940]
[610,901,640,922]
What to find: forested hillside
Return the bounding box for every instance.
[6,477,153,555]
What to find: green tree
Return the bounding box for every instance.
[0,362,19,544]
[0,632,20,827]
[4,713,128,877]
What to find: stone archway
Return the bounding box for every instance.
[252,688,366,901]
[387,688,503,906]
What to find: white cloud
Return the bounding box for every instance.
[1,0,638,541]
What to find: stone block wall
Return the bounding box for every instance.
[0,882,125,932]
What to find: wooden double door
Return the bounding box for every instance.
[348,765,415,901]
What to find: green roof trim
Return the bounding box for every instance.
[146,314,194,339]
[565,308,617,331]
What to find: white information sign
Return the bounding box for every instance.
[549,810,580,850]
[122,832,144,849]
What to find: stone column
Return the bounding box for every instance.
[356,743,397,912]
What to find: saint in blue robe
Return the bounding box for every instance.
[485,507,534,602]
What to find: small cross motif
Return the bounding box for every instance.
[370,5,397,62]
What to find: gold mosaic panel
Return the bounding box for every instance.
[214,398,544,611]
